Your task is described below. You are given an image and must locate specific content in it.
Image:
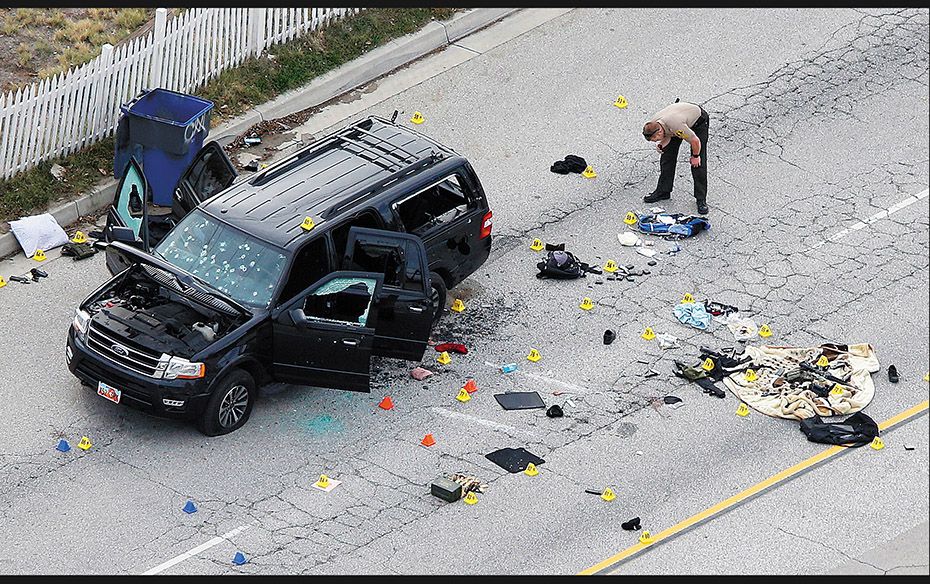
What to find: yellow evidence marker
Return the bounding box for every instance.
[530,238,544,251]
[33,249,47,261]
[604,259,619,273]
[463,491,478,504]
[582,166,597,179]
[613,95,628,109]
[736,403,750,417]
[410,111,425,124]
[641,327,656,341]
[682,293,695,304]
[450,298,465,313]
[77,436,93,450]
[524,463,539,476]
[600,487,616,502]
[527,348,541,362]
[456,388,471,403]
[759,324,773,338]
[624,211,638,225]
[437,351,452,365]
[744,369,758,382]
[300,217,315,231]
[579,297,594,311]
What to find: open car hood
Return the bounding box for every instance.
[105,241,252,317]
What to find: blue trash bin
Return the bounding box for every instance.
[113,88,214,206]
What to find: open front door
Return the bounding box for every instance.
[103,158,150,274]
[342,227,433,361]
[172,141,237,218]
[271,272,384,392]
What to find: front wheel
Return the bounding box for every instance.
[197,369,256,436]
[428,271,447,326]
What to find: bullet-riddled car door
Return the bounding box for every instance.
[341,227,433,361]
[271,271,384,392]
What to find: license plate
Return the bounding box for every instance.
[97,381,122,404]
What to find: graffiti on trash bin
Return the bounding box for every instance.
[184,113,209,143]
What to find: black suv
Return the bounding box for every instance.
[67,116,494,435]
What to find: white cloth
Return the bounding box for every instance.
[8,213,69,258]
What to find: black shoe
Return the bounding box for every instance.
[888,365,899,383]
[696,200,709,214]
[643,190,671,203]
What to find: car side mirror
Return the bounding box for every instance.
[109,225,139,244]
[288,308,308,326]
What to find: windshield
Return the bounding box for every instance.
[154,209,287,308]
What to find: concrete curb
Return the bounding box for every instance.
[0,8,518,260]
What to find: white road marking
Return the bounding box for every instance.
[142,523,252,575]
[807,188,929,252]
[429,407,540,438]
[483,361,598,395]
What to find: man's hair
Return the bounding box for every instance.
[643,121,661,139]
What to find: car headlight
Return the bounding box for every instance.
[164,356,205,380]
[72,309,90,339]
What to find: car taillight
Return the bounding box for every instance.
[480,210,493,239]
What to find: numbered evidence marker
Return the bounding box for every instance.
[624,211,638,225]
[524,462,539,476]
[682,293,695,304]
[410,111,425,124]
[603,259,619,273]
[744,368,758,382]
[701,357,715,371]
[816,355,830,367]
[530,238,544,251]
[759,324,773,338]
[579,297,595,311]
[600,487,616,502]
[33,249,47,261]
[641,327,656,341]
[830,384,845,397]
[456,388,471,403]
[313,474,341,492]
[613,95,629,109]
[300,217,315,231]
[463,491,478,504]
[450,298,465,313]
[582,165,597,179]
[526,348,541,362]
[736,403,750,417]
[870,436,885,451]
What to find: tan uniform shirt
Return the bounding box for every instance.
[649,102,702,141]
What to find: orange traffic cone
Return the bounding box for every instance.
[378,396,394,410]
[463,379,478,394]
[421,433,436,447]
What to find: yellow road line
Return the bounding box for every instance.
[578,400,929,575]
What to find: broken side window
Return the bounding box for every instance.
[394,175,473,236]
[303,277,376,327]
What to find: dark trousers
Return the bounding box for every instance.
[656,108,709,202]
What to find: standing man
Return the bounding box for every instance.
[642,100,710,215]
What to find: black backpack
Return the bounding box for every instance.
[536,250,598,279]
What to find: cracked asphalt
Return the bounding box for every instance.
[0,8,927,575]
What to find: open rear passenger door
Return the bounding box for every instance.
[341,227,433,361]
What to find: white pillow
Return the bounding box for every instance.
[8,212,70,258]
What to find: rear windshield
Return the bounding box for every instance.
[154,210,287,308]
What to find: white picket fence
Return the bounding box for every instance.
[0,7,363,181]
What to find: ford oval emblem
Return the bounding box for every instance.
[111,344,129,357]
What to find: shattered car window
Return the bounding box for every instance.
[154,209,287,308]
[304,277,376,326]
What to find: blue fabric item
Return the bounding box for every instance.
[674,302,712,329]
[636,213,710,237]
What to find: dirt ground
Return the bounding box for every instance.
[0,8,156,93]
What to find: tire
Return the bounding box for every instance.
[197,369,256,436]
[428,271,447,326]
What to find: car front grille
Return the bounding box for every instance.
[85,322,169,378]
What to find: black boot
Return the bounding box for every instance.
[643,190,671,203]
[696,199,709,215]
[888,365,899,383]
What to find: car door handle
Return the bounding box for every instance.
[409,305,425,313]
[342,338,359,346]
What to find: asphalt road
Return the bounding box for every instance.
[0,8,928,575]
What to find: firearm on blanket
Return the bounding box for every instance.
[797,361,856,389]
